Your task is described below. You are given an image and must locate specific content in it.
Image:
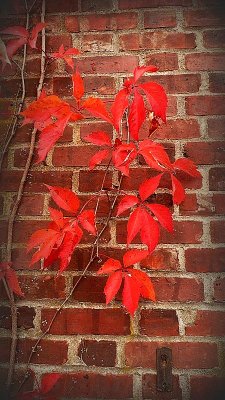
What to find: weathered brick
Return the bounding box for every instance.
[140,248,179,270]
[76,55,138,74]
[214,277,225,302]
[186,310,225,336]
[207,117,225,139]
[143,374,182,400]
[204,29,225,48]
[125,341,218,368]
[184,141,225,164]
[186,53,225,71]
[72,276,106,303]
[144,73,201,94]
[52,145,110,167]
[211,220,225,243]
[184,9,225,27]
[144,10,176,28]
[17,194,44,216]
[41,308,130,335]
[209,73,225,92]
[209,167,225,190]
[152,277,204,302]
[50,373,133,399]
[46,0,78,13]
[186,96,225,115]
[81,0,114,12]
[78,12,138,32]
[186,248,225,272]
[79,170,112,192]
[145,53,179,71]
[213,193,225,214]
[0,306,35,330]
[120,32,196,51]
[190,376,225,400]
[140,310,179,336]
[19,274,66,299]
[118,0,192,8]
[78,340,116,366]
[81,33,114,52]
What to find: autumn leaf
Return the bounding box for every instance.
[45,185,80,213]
[139,81,167,122]
[72,69,84,102]
[28,22,46,48]
[128,89,146,140]
[0,262,24,297]
[82,97,113,125]
[111,88,129,132]
[117,195,139,216]
[104,270,123,304]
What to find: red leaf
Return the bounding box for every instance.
[123,249,149,267]
[0,26,28,37]
[5,37,27,59]
[40,373,61,394]
[113,143,137,176]
[171,175,185,205]
[111,88,129,132]
[104,270,123,304]
[140,211,160,253]
[27,229,58,252]
[48,207,65,229]
[72,69,84,102]
[28,22,46,48]
[36,115,70,163]
[139,173,163,201]
[30,232,61,266]
[58,226,83,273]
[122,274,141,316]
[133,65,158,83]
[129,269,155,301]
[139,82,167,122]
[78,209,96,235]
[89,149,109,170]
[5,268,24,297]
[46,185,80,213]
[82,97,113,125]
[146,204,173,232]
[84,131,112,147]
[128,89,145,140]
[139,139,172,171]
[64,48,80,56]
[97,258,122,275]
[127,206,147,245]
[173,158,201,177]
[51,45,79,69]
[117,195,139,216]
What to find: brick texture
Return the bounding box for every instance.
[0,1,225,399]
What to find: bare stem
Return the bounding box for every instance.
[5,0,46,392]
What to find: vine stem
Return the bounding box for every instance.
[5,0,46,392]
[18,174,123,392]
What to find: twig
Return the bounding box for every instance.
[5,0,46,392]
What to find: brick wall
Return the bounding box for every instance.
[0,0,225,399]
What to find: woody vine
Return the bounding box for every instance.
[0,0,201,398]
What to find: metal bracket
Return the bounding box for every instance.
[156,347,172,392]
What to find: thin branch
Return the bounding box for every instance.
[6,0,46,392]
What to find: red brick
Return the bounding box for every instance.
[46,34,72,52]
[152,119,200,140]
[78,340,116,366]
[185,248,225,272]
[145,53,179,71]
[118,0,192,8]
[144,74,201,94]
[208,117,225,139]
[78,12,138,32]
[186,310,225,336]
[180,194,216,216]
[41,308,130,335]
[204,29,225,48]
[0,170,72,192]
[184,141,225,164]
[120,32,196,51]
[80,121,113,141]
[13,220,47,243]
[143,374,182,400]
[81,33,113,52]
[69,247,125,271]
[64,15,79,32]
[209,167,225,190]
[125,341,218,368]
[51,373,133,399]
[0,195,4,215]
[0,99,14,118]
[211,220,225,243]
[12,248,41,270]
[140,249,179,271]
[144,10,176,28]
[140,310,179,336]
[184,9,225,27]
[0,337,68,364]
[209,73,225,93]
[186,96,225,115]
[79,170,112,192]
[19,275,66,299]
[46,0,78,12]
[53,75,116,96]
[17,194,44,216]
[214,277,225,302]
[76,55,138,74]
[72,276,106,303]
[152,277,204,302]
[0,306,35,330]
[186,53,225,71]
[190,376,225,400]
[81,0,114,12]
[116,220,203,244]
[52,145,110,167]
[213,193,225,214]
